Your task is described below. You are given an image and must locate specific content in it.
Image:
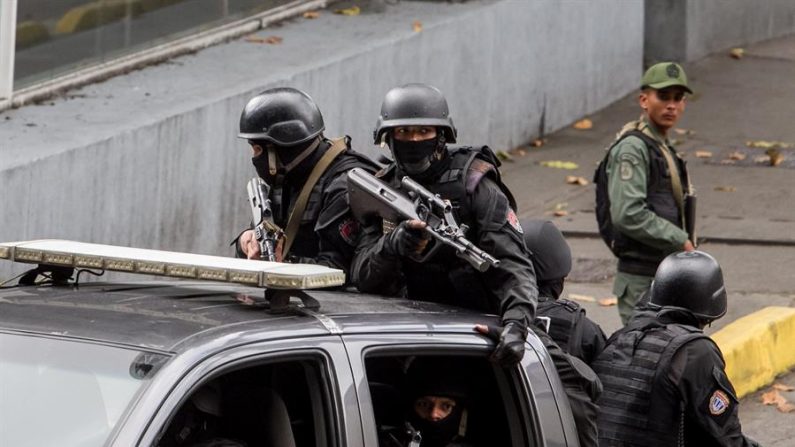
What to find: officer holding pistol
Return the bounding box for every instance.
[351,83,538,366]
[233,87,377,279]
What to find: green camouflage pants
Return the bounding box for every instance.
[613,271,653,325]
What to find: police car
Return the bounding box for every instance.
[0,240,578,446]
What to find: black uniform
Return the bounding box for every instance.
[537,296,607,366]
[352,146,537,329]
[592,309,759,447]
[235,139,378,278]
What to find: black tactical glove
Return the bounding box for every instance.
[383,220,430,258]
[475,322,528,367]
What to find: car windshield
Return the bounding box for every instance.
[0,332,170,446]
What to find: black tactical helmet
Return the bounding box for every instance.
[649,251,727,322]
[373,83,457,144]
[238,87,325,146]
[521,219,572,281]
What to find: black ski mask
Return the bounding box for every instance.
[251,137,321,184]
[389,133,449,181]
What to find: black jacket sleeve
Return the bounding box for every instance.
[469,177,537,327]
[669,339,760,447]
[351,219,404,296]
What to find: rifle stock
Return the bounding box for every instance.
[347,168,500,272]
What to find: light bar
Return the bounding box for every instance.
[0,240,345,290]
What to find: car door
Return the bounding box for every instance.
[113,336,362,447]
[342,331,576,447]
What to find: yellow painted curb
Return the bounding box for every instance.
[712,306,795,398]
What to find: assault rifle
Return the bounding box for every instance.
[346,168,500,272]
[246,177,283,262]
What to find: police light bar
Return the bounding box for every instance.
[0,240,345,289]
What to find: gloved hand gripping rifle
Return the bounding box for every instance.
[346,168,500,272]
[246,177,283,262]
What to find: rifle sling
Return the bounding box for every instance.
[282,138,347,257]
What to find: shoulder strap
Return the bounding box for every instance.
[282,138,347,257]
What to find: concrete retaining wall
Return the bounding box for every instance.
[0,0,643,277]
[646,0,795,63]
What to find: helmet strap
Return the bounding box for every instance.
[281,137,322,173]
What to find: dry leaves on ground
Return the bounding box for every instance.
[569,294,596,303]
[673,128,695,136]
[515,148,527,157]
[728,151,747,161]
[695,150,713,158]
[412,20,423,32]
[729,48,745,59]
[746,140,794,149]
[566,176,589,186]
[598,297,618,307]
[767,149,785,166]
[334,5,360,16]
[714,186,737,192]
[754,155,771,164]
[540,160,579,170]
[496,150,514,162]
[551,202,568,217]
[761,389,795,413]
[302,11,320,19]
[245,35,283,44]
[773,383,795,392]
[720,160,736,165]
[531,138,546,147]
[573,118,593,130]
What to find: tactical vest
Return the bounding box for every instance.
[592,322,709,447]
[594,126,689,276]
[537,298,586,360]
[272,142,377,259]
[379,146,515,310]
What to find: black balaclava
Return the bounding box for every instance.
[389,132,450,183]
[538,278,565,301]
[251,137,322,185]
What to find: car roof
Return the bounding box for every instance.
[0,280,494,353]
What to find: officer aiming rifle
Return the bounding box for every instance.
[347,167,499,272]
[246,177,283,262]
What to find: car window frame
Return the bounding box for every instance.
[342,332,543,447]
[113,336,360,447]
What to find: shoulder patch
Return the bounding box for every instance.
[708,390,730,416]
[506,208,523,234]
[338,217,360,246]
[620,160,634,180]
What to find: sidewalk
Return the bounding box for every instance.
[501,34,795,445]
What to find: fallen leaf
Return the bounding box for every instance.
[762,390,786,406]
[695,150,713,158]
[728,151,746,161]
[412,20,423,32]
[754,155,771,164]
[496,150,514,162]
[245,35,267,43]
[720,159,737,165]
[767,149,785,166]
[729,47,745,59]
[334,5,360,16]
[553,210,569,217]
[554,202,568,211]
[302,10,320,19]
[773,383,795,392]
[778,402,795,413]
[673,128,695,136]
[245,35,283,44]
[566,175,589,186]
[540,160,579,170]
[515,148,527,157]
[598,297,618,307]
[573,118,593,130]
[531,138,546,147]
[714,186,736,192]
[746,140,793,149]
[569,293,596,303]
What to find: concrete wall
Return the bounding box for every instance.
[646,0,795,63]
[0,0,643,277]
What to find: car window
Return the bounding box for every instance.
[156,357,336,447]
[364,352,536,447]
[0,332,168,447]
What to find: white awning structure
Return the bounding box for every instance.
[0,240,344,289]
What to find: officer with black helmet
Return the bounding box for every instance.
[592,251,760,447]
[234,87,378,279]
[521,219,607,365]
[351,83,538,367]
